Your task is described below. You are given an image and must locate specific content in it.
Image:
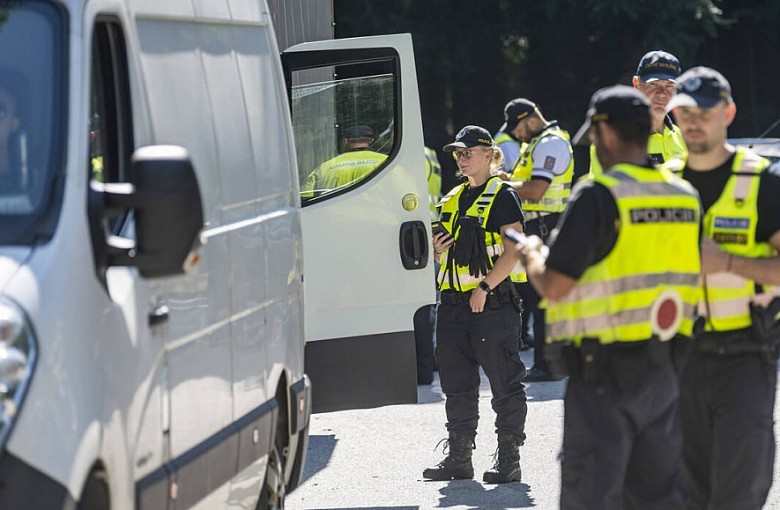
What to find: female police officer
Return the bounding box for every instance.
[422,126,528,484]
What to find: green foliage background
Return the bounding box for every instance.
[335,0,780,188]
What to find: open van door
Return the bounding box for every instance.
[282,34,436,413]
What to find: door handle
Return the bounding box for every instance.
[399,220,429,270]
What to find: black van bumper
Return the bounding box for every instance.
[0,452,76,509]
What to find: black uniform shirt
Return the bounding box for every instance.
[457,179,526,233]
[683,154,780,243]
[545,177,619,280]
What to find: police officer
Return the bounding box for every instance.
[422,125,527,484]
[494,100,534,350]
[589,50,686,177]
[502,99,575,381]
[517,85,701,509]
[301,124,387,196]
[665,67,780,510]
[493,99,529,174]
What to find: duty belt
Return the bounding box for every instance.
[440,290,472,305]
[440,282,519,309]
[548,337,671,390]
[693,329,771,356]
[523,211,552,221]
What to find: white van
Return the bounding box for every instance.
[0,1,315,508]
[0,0,435,507]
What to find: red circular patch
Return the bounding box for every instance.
[657,299,678,329]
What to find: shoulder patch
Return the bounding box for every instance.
[544,156,556,170]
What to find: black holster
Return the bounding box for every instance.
[497,281,523,314]
[749,297,780,364]
[546,338,602,382]
[579,338,601,383]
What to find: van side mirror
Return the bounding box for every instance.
[88,145,204,279]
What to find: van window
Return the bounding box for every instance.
[0,1,65,245]
[90,20,133,232]
[291,60,397,203]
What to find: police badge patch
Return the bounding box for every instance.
[544,156,556,170]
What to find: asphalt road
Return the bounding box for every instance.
[286,349,780,510]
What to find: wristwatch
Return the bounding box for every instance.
[478,281,491,293]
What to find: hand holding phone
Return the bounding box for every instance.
[505,228,549,258]
[431,221,449,237]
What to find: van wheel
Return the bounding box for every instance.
[78,469,110,510]
[256,439,286,510]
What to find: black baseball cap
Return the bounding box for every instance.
[502,98,536,130]
[343,125,374,139]
[666,66,733,111]
[443,125,494,152]
[636,50,681,83]
[573,85,651,145]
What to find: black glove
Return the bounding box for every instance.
[451,216,490,278]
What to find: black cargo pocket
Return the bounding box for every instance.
[559,450,596,505]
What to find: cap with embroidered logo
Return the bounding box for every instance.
[636,50,681,83]
[573,85,651,145]
[501,98,537,130]
[443,125,494,152]
[666,66,733,111]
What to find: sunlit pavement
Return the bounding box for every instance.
[287,349,780,510]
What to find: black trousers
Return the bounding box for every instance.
[679,350,777,510]
[560,360,684,510]
[436,301,527,442]
[524,213,560,366]
[414,303,437,384]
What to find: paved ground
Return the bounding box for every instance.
[287,349,780,510]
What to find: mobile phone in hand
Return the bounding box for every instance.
[431,221,449,237]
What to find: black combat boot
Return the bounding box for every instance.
[483,434,522,484]
[422,432,475,481]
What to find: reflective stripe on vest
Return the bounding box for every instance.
[697,147,775,332]
[311,150,387,190]
[437,177,527,290]
[545,164,701,346]
[511,123,574,213]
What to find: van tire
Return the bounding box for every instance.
[256,438,286,510]
[77,469,110,510]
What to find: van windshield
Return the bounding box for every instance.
[0,1,65,245]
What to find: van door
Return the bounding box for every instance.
[282,34,436,413]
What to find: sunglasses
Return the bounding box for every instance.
[452,148,487,160]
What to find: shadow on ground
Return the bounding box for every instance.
[437,479,534,509]
[299,434,337,485]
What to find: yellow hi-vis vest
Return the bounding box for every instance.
[425,146,442,219]
[494,132,512,146]
[301,150,387,195]
[589,122,686,177]
[511,123,574,213]
[668,148,775,332]
[545,164,701,346]
[436,177,527,291]
[493,132,527,171]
